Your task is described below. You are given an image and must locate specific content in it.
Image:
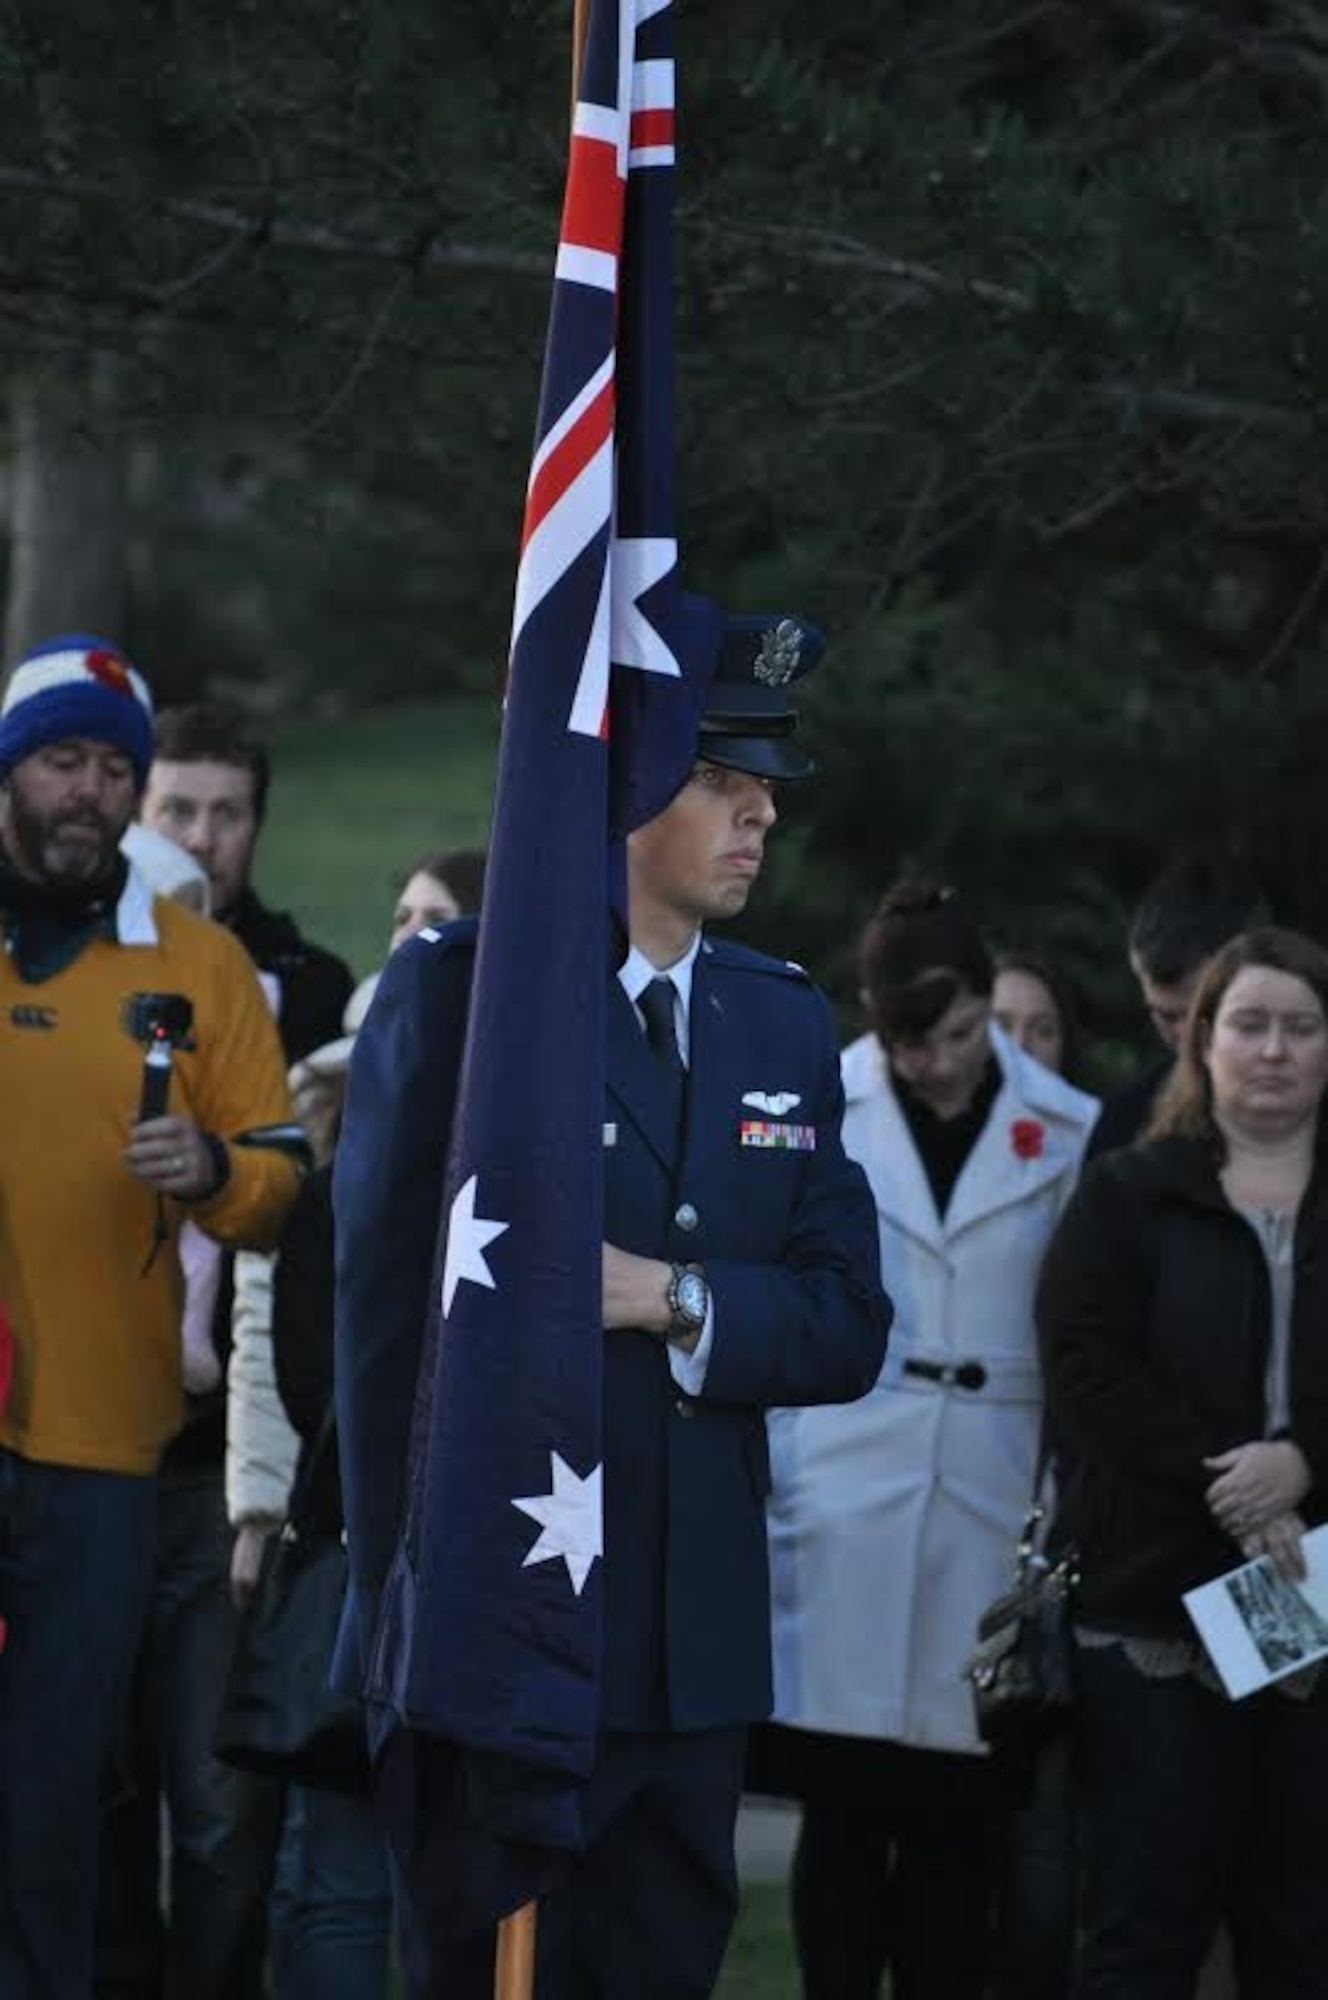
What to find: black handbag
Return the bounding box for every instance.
[963,1447,1078,1754]
[214,1404,370,1794]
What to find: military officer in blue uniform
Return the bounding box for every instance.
[333,614,891,1997]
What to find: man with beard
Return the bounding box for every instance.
[0,635,304,2000]
[93,704,353,2000]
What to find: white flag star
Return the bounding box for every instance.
[611,535,681,680]
[565,533,681,737]
[441,1173,510,1317]
[512,1452,603,1596]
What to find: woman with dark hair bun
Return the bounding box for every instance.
[759,879,1099,2000]
[1039,926,1328,1997]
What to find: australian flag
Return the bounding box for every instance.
[369,0,720,1940]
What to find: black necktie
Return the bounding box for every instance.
[639,976,685,1140]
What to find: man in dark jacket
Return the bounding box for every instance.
[144,703,353,1060]
[96,704,352,2000]
[1087,855,1270,1158]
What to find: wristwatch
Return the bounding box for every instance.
[665,1262,710,1344]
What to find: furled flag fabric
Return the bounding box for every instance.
[365,0,720,1937]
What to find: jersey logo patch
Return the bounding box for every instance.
[10,1004,57,1030]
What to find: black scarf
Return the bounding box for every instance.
[0,846,127,983]
[892,1054,1002,1219]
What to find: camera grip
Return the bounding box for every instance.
[139,1043,173,1123]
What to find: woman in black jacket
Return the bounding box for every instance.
[1039,926,1328,1999]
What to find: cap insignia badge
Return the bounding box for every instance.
[752,619,802,687]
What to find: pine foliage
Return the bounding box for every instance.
[3,2,1328,1042]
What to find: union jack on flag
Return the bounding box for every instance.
[368,0,719,1939]
[511,0,719,825]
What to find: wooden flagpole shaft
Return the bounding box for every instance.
[494,1900,538,2000]
[571,0,591,114]
[492,9,595,1994]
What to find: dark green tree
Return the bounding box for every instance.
[3,1,1328,1050]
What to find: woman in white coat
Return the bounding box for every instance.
[759,882,1098,2000]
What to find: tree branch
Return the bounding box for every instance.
[701,218,1318,436]
[0,158,1316,447]
[0,163,549,285]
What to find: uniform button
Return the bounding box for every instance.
[673,1394,695,1419]
[674,1202,699,1232]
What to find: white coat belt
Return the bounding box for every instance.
[881,1349,1042,1404]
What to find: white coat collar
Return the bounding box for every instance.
[116,863,161,946]
[841,1025,1097,1248]
[943,1024,1096,1236]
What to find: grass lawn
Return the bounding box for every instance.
[717,1883,801,1998]
[383,1884,800,1997]
[259,695,500,979]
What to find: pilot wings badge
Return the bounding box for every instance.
[741,1090,802,1116]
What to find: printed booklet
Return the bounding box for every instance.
[1183,1524,1328,1699]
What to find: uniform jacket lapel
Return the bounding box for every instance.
[680,943,744,1178]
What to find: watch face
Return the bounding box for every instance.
[677,1271,708,1325]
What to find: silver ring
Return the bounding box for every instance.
[172,1153,186,1175]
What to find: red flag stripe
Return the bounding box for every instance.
[629,108,673,150]
[561,134,627,260]
[521,374,616,549]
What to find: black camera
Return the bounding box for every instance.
[122,992,195,1124]
[121,992,194,1047]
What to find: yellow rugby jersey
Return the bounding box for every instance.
[0,874,300,1473]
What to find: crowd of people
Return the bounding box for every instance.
[0,624,1321,2000]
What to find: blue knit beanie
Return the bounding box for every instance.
[0,634,155,790]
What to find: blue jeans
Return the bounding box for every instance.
[269,1783,392,2000]
[1075,1641,1328,1999]
[0,1448,158,2000]
[94,1465,283,2000]
[989,1732,1078,1999]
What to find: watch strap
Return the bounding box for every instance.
[665,1261,708,1342]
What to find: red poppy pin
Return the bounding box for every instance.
[1010,1117,1045,1161]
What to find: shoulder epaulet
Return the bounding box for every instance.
[373,916,478,1011]
[699,936,813,983]
[386,915,479,984]
[412,914,480,953]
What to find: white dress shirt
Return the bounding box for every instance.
[617,936,713,1392]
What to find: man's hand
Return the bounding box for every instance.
[230,1519,280,1610]
[602,1244,685,1344]
[1204,1439,1312,1540]
[124,1115,220,1202]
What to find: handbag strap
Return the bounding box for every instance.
[1016,1425,1058,1565]
[283,1397,337,1534]
[1018,1421,1081,1586]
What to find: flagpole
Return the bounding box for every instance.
[492,8,597,1997]
[571,0,591,112]
[494,1899,538,2000]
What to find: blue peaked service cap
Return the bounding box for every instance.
[696,613,825,782]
